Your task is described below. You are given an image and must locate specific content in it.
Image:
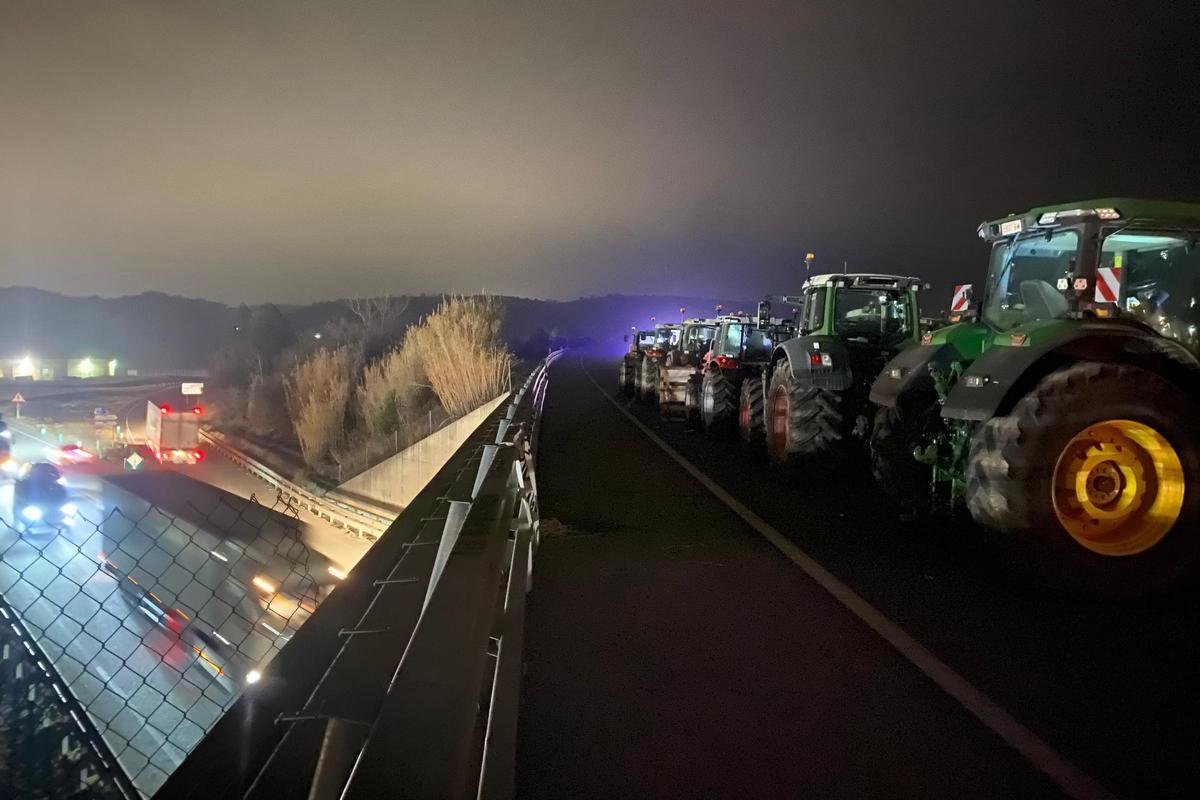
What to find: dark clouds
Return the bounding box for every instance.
[2,1,1198,303]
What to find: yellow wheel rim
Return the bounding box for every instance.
[1052,419,1185,556]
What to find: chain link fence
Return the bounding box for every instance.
[0,485,332,798]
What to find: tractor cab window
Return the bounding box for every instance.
[982,229,1079,331]
[638,331,656,347]
[686,325,715,351]
[716,322,744,356]
[802,288,825,333]
[833,288,912,344]
[1102,230,1200,352]
[743,327,773,360]
[653,326,676,348]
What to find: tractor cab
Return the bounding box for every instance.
[791,274,921,350]
[976,200,1200,353]
[672,319,718,365]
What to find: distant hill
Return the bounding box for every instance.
[0,287,755,368]
[0,287,233,369]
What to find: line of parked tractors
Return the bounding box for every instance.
[618,198,1200,595]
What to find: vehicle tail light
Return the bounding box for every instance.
[810,353,822,366]
[714,355,739,369]
[194,450,205,461]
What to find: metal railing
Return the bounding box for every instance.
[157,349,562,800]
[198,431,394,540]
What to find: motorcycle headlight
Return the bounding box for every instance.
[22,505,42,522]
[60,503,77,517]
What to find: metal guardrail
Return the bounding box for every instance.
[157,349,563,800]
[198,431,394,540]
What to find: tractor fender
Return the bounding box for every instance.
[772,336,854,392]
[868,342,960,408]
[942,325,1200,421]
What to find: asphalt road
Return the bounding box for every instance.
[0,392,371,795]
[517,356,1200,799]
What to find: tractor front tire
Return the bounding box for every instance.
[966,362,1200,595]
[701,369,738,437]
[738,376,766,452]
[870,388,940,509]
[765,361,844,465]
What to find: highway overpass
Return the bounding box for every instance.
[1,354,1197,799]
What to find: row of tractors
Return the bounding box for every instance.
[618,198,1200,595]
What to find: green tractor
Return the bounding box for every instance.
[870,199,1200,593]
[764,274,923,465]
[618,328,657,397]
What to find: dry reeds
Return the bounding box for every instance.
[357,335,426,437]
[285,346,355,465]
[404,296,512,417]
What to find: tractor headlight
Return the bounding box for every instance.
[22,505,43,522]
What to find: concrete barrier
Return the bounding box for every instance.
[337,393,510,509]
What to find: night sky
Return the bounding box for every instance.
[2,1,1198,304]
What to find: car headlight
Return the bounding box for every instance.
[0,429,11,439]
[22,505,43,522]
[60,503,77,516]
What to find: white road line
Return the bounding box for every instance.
[581,360,1115,800]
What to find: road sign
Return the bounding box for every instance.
[11,393,24,404]
[125,452,144,471]
[181,382,204,395]
[94,407,109,417]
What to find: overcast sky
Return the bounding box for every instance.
[2,1,1198,304]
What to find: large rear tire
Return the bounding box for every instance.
[966,362,1200,595]
[618,358,635,397]
[639,355,658,403]
[738,376,766,452]
[684,375,702,430]
[869,388,940,508]
[700,369,738,437]
[765,360,844,465]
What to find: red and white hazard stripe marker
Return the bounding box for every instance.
[1094,267,1121,303]
[951,284,973,313]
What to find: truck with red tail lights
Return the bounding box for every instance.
[145,402,206,464]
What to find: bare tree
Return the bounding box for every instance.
[346,296,408,332]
